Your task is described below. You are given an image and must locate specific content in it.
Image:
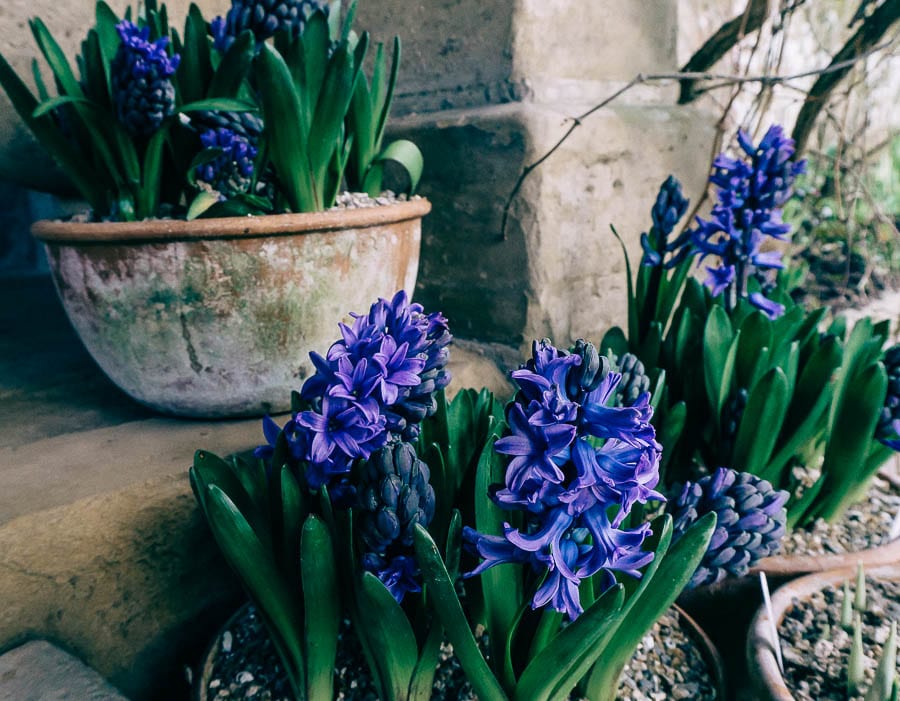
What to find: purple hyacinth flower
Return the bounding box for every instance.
[362,553,422,602]
[748,292,785,320]
[494,402,575,493]
[297,395,386,463]
[704,265,736,296]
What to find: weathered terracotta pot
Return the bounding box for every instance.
[193,602,727,700]
[678,476,900,693]
[32,199,430,417]
[747,563,900,700]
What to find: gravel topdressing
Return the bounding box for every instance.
[202,606,718,701]
[781,475,900,557]
[779,577,900,700]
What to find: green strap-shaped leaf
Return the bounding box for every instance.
[309,40,359,200]
[374,37,400,148]
[256,43,316,211]
[582,513,715,701]
[204,485,306,697]
[610,225,638,347]
[179,97,258,113]
[32,95,92,118]
[208,30,254,97]
[94,1,121,97]
[134,126,165,217]
[731,367,789,474]
[407,617,443,701]
[178,4,213,104]
[280,466,304,590]
[413,525,509,701]
[355,572,419,701]
[735,311,773,388]
[514,585,625,701]
[814,361,888,522]
[301,515,340,701]
[702,305,734,426]
[475,436,522,683]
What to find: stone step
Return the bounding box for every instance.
[0,640,128,700]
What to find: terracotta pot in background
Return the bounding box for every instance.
[32,199,430,418]
[746,563,900,701]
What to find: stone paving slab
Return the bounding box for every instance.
[0,640,128,700]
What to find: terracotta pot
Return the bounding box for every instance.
[747,563,900,700]
[678,476,900,696]
[192,602,727,701]
[32,199,430,417]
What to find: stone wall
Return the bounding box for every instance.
[0,0,718,350]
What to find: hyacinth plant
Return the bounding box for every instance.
[191,291,509,701]
[0,0,422,221]
[602,125,899,530]
[413,339,716,701]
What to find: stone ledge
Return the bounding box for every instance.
[0,640,129,700]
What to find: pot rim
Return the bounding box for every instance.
[32,197,431,244]
[747,563,900,701]
[673,603,730,700]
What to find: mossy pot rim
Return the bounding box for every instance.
[746,562,900,701]
[30,198,432,244]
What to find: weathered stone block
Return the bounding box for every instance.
[0,475,243,701]
[394,101,716,348]
[0,640,128,700]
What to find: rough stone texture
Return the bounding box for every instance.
[0,640,129,700]
[0,475,244,701]
[395,101,717,348]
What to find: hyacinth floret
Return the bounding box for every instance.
[253,292,449,598]
[640,175,691,268]
[684,125,807,319]
[211,0,330,53]
[877,344,900,450]
[111,21,180,138]
[464,339,664,621]
[195,127,258,199]
[668,467,788,588]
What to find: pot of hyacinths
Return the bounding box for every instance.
[190,290,504,700]
[413,338,726,701]
[0,0,426,417]
[599,126,900,588]
[748,562,900,701]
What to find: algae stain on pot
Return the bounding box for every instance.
[35,200,429,416]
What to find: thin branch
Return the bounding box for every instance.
[498,39,894,240]
[679,0,772,104]
[791,0,900,153]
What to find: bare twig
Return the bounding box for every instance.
[791,0,900,153]
[679,0,772,104]
[497,39,894,240]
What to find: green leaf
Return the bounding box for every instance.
[375,37,401,149]
[475,436,522,678]
[583,513,715,701]
[204,485,306,697]
[137,127,166,218]
[186,191,221,220]
[413,525,509,701]
[280,466,304,589]
[309,41,358,199]
[355,572,419,701]
[732,367,790,474]
[610,225,638,346]
[179,98,258,113]
[703,306,735,426]
[208,30,254,98]
[301,515,340,701]
[94,1,121,95]
[31,95,93,118]
[30,18,84,97]
[514,585,625,701]
[256,43,316,211]
[600,327,629,358]
[178,4,213,104]
[735,312,773,388]
[814,361,888,522]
